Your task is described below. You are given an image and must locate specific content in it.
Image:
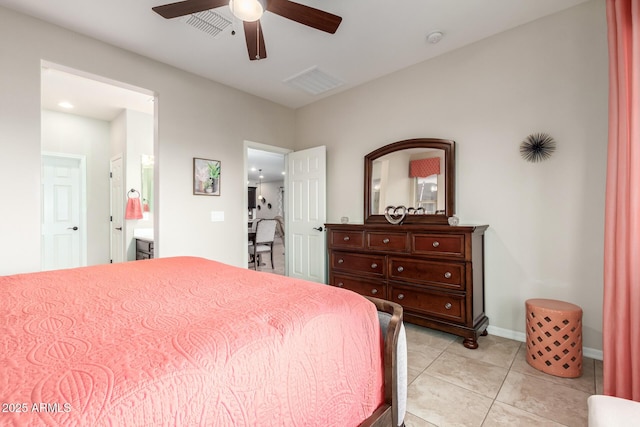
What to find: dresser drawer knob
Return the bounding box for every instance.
[343,236,350,241]
[444,272,452,279]
[371,263,378,269]
[382,238,390,244]
[371,289,378,295]
[397,293,405,300]
[338,259,344,264]
[397,266,404,273]
[445,303,452,310]
[337,282,344,287]
[432,241,440,248]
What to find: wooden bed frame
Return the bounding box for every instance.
[361,297,405,427]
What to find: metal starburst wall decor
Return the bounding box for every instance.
[520,133,556,163]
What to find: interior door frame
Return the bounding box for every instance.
[41,60,159,264]
[41,151,88,269]
[243,141,292,273]
[110,154,125,263]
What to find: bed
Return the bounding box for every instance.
[0,257,405,426]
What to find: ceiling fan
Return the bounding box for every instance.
[152,0,342,61]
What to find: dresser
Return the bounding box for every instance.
[326,223,489,349]
[135,238,154,260]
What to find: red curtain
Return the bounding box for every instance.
[409,157,440,178]
[604,0,640,401]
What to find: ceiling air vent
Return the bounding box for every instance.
[184,10,231,37]
[283,66,344,95]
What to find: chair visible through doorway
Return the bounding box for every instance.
[248,219,277,270]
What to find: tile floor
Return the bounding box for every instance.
[249,238,285,276]
[248,242,603,425]
[404,324,603,427]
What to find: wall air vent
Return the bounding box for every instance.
[283,66,344,95]
[184,10,231,37]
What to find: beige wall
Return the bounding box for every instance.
[0,6,295,274]
[0,1,608,352]
[295,1,608,351]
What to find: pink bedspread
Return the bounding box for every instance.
[0,257,384,426]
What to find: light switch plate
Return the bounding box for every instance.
[210,211,224,222]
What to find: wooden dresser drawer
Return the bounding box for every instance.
[136,239,154,253]
[412,233,464,258]
[330,273,386,299]
[325,222,489,350]
[136,251,152,260]
[330,252,385,277]
[329,230,364,249]
[389,286,465,323]
[366,232,408,252]
[389,257,464,290]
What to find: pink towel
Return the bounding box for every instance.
[125,197,143,219]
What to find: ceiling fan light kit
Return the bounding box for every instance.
[153,0,342,61]
[229,0,263,22]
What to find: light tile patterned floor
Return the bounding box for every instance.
[249,246,602,426]
[404,324,603,427]
[250,238,285,275]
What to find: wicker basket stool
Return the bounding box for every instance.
[525,298,583,378]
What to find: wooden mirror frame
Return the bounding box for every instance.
[364,138,456,225]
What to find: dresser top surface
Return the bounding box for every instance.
[325,223,489,233]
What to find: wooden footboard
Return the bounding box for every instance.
[360,297,405,427]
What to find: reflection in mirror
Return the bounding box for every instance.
[364,138,455,224]
[141,155,154,216]
[371,148,445,215]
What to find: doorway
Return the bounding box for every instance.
[40,61,156,268]
[244,143,328,282]
[245,142,290,275]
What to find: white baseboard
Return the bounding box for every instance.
[487,325,603,361]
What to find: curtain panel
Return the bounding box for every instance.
[604,0,640,401]
[409,157,440,178]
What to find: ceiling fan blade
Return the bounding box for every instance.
[244,20,267,61]
[266,0,342,34]
[152,0,229,19]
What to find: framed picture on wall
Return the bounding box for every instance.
[193,158,221,196]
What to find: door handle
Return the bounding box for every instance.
[115,227,122,231]
[313,226,324,232]
[67,226,78,231]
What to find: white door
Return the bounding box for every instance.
[41,154,86,270]
[287,146,326,283]
[110,155,125,263]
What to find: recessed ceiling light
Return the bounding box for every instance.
[281,171,286,175]
[58,101,74,109]
[426,30,444,44]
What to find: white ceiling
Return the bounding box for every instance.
[41,64,155,121]
[247,148,285,184]
[3,0,589,109]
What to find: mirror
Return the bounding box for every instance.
[364,138,455,224]
[141,154,154,215]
